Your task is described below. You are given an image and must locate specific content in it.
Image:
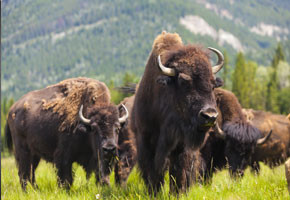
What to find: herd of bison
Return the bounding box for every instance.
[4,32,290,195]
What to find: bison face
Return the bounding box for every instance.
[221,123,272,178]
[157,47,224,133]
[78,104,128,184]
[225,140,255,178]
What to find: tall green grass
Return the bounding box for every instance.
[1,156,289,200]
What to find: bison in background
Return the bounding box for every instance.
[243,109,290,173]
[194,88,271,183]
[131,31,224,194]
[114,95,137,186]
[5,77,128,190]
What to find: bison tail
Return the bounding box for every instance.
[5,123,13,152]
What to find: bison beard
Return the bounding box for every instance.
[131,32,223,194]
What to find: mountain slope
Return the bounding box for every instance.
[2,0,290,99]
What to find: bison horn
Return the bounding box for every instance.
[79,105,91,124]
[213,123,225,139]
[119,104,129,123]
[158,55,176,77]
[256,130,272,146]
[208,47,224,74]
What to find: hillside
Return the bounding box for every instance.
[2,0,290,99]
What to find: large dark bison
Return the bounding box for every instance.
[114,95,137,186]
[243,109,290,172]
[5,77,128,190]
[131,31,224,194]
[194,88,272,183]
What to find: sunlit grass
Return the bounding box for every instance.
[1,156,289,200]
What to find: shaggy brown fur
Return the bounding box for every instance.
[131,32,221,194]
[114,95,137,186]
[5,77,119,190]
[194,88,268,183]
[42,77,110,131]
[243,109,290,171]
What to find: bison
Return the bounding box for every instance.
[130,31,224,194]
[5,77,128,190]
[194,88,272,183]
[243,109,290,173]
[114,95,137,186]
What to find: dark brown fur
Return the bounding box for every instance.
[131,32,221,194]
[5,78,120,190]
[196,88,266,183]
[114,95,137,186]
[244,109,290,172]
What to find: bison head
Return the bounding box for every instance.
[78,104,128,184]
[157,46,224,146]
[215,123,272,177]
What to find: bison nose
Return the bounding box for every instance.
[102,144,117,154]
[198,107,218,126]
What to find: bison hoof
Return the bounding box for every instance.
[101,177,110,186]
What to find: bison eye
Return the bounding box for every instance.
[91,122,98,130]
[214,77,224,88]
[178,73,192,88]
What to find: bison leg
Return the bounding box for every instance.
[152,129,179,194]
[169,150,192,194]
[15,149,31,190]
[250,161,260,175]
[55,159,73,188]
[115,154,135,187]
[54,147,73,189]
[30,155,40,187]
[136,138,164,195]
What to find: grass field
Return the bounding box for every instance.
[1,155,289,200]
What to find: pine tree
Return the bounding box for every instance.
[246,61,258,108]
[222,50,229,89]
[266,43,285,113]
[232,52,248,107]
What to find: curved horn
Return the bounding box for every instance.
[256,130,272,146]
[158,55,176,76]
[213,123,225,139]
[208,47,224,74]
[79,105,91,124]
[119,104,129,123]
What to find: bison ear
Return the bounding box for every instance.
[215,77,224,88]
[156,75,173,86]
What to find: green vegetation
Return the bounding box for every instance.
[2,0,290,100]
[231,43,290,114]
[1,98,14,152]
[1,156,289,200]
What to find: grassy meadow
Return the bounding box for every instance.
[1,155,289,200]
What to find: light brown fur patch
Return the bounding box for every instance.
[42,77,111,132]
[23,101,31,110]
[152,31,183,55]
[12,113,16,120]
[242,108,254,122]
